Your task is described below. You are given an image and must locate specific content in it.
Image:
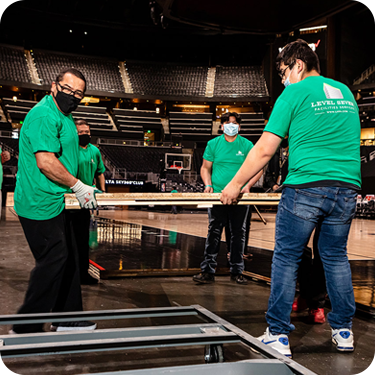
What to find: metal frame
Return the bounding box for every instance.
[0,305,317,375]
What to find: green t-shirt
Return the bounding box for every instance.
[264,76,361,188]
[0,147,3,190]
[77,143,106,186]
[203,134,253,193]
[14,95,79,220]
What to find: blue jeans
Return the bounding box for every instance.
[266,187,357,335]
[201,205,249,274]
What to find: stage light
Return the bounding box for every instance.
[12,96,17,102]
[156,107,160,113]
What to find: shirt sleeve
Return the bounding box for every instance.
[96,148,106,175]
[27,114,61,154]
[264,96,294,139]
[203,141,214,162]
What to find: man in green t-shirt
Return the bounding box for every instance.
[193,112,262,285]
[71,119,106,284]
[221,39,360,357]
[0,146,11,220]
[11,68,99,334]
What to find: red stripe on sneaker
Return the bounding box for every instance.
[89,259,105,271]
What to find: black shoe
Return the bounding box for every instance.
[193,272,215,284]
[51,321,97,332]
[81,274,99,285]
[230,273,248,285]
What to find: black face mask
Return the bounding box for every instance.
[54,90,81,114]
[79,134,91,147]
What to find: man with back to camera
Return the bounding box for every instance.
[221,39,360,357]
[71,119,106,284]
[11,68,100,334]
[0,146,11,220]
[193,112,262,285]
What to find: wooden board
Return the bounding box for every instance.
[6,192,281,210]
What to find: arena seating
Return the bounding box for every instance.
[126,62,208,97]
[34,50,124,92]
[2,97,37,124]
[72,105,114,131]
[0,45,31,83]
[112,108,162,140]
[169,112,213,141]
[214,66,269,97]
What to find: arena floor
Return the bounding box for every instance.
[1,207,374,375]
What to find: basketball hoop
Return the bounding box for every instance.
[175,166,183,175]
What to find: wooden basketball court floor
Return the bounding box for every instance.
[1,207,374,375]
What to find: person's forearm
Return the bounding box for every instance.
[97,174,105,192]
[200,167,212,187]
[36,153,77,188]
[230,142,275,191]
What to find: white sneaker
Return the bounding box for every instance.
[332,328,354,352]
[255,327,292,358]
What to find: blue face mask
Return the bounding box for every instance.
[284,65,295,88]
[223,123,239,136]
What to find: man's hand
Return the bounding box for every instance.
[221,182,242,205]
[272,184,280,192]
[204,186,213,193]
[1,150,11,163]
[71,180,101,209]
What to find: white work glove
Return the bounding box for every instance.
[70,180,101,209]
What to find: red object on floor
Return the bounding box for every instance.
[292,296,308,312]
[308,308,326,324]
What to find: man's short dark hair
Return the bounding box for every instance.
[220,111,242,124]
[56,68,87,91]
[276,39,320,74]
[75,119,89,127]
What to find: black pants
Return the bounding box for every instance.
[201,205,249,274]
[225,205,252,255]
[13,211,83,333]
[298,226,327,309]
[69,209,91,279]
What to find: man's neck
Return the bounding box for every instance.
[301,69,320,81]
[224,134,238,142]
[80,145,88,149]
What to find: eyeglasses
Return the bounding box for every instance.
[278,61,295,79]
[57,82,85,100]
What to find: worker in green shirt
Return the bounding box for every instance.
[221,39,360,357]
[11,68,99,334]
[193,112,262,285]
[0,146,11,220]
[71,119,106,284]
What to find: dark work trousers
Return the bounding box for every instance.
[298,225,327,309]
[201,205,249,275]
[13,210,83,333]
[225,205,252,255]
[69,209,91,279]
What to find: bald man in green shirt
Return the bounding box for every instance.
[71,119,105,284]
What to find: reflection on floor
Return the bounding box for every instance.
[91,216,375,312]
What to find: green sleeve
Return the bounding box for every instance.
[203,140,214,162]
[264,97,294,139]
[27,115,61,154]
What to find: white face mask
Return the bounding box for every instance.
[223,123,239,136]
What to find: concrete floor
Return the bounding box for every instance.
[0,210,374,375]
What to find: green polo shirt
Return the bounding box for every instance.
[203,134,253,193]
[77,143,106,186]
[0,147,3,190]
[264,76,361,189]
[14,95,79,220]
